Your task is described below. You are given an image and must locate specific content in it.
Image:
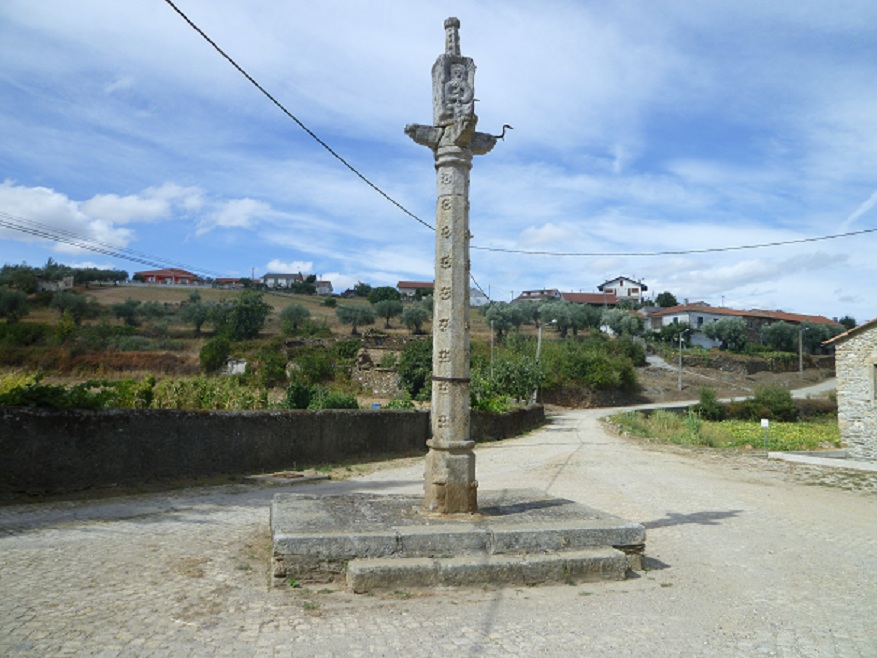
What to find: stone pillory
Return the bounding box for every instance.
[405,18,501,514]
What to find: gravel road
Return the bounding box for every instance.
[2,407,875,657]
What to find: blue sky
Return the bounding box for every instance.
[2,1,876,321]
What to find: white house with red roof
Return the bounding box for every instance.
[135,268,198,285]
[597,276,648,303]
[649,303,842,348]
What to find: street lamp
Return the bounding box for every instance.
[678,328,690,392]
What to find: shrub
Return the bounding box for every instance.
[253,347,288,388]
[200,336,231,373]
[397,339,432,399]
[332,339,362,360]
[383,391,415,409]
[322,297,337,308]
[692,387,725,421]
[283,378,313,409]
[151,376,267,410]
[0,322,51,347]
[307,386,359,410]
[726,385,797,422]
[292,348,336,384]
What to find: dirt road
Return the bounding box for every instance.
[1,407,875,656]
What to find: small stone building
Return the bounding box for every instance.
[826,318,877,460]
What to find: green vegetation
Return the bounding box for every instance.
[335,304,375,335]
[612,385,839,451]
[610,409,839,451]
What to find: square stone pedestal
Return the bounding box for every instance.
[271,488,645,591]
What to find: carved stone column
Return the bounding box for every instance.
[405,18,498,514]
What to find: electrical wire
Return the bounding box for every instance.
[161,0,434,233]
[470,226,877,257]
[0,211,224,278]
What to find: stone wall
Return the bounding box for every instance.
[835,328,877,460]
[0,406,545,495]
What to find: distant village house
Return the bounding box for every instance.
[134,268,198,285]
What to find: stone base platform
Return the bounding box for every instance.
[270,489,646,591]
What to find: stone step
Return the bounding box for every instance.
[346,547,629,592]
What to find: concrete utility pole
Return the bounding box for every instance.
[405,17,501,514]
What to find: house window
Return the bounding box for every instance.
[697,316,704,328]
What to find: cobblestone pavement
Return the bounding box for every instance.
[2,408,876,657]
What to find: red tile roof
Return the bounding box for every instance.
[560,292,618,305]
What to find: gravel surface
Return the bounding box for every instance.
[2,407,876,657]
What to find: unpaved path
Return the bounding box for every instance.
[1,408,875,657]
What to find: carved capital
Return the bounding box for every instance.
[404,124,442,150]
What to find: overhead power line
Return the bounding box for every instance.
[0,211,224,278]
[470,226,877,257]
[161,0,434,233]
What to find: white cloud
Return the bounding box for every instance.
[265,259,313,274]
[0,180,133,250]
[197,198,273,235]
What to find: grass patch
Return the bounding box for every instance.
[609,409,840,451]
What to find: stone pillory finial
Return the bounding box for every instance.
[444,17,461,56]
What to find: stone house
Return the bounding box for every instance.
[825,319,877,460]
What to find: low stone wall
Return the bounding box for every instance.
[0,405,545,495]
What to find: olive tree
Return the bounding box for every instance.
[279,303,311,335]
[401,304,429,334]
[703,317,748,351]
[335,305,375,335]
[0,288,29,322]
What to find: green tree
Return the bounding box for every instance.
[0,288,29,322]
[657,321,691,345]
[373,299,403,328]
[397,339,432,399]
[601,308,643,336]
[279,303,311,335]
[213,290,272,340]
[181,300,212,336]
[50,291,100,325]
[655,291,678,308]
[401,304,429,334]
[540,302,574,338]
[367,286,401,304]
[800,321,843,354]
[0,264,39,293]
[838,315,856,331]
[703,317,748,351]
[290,281,316,295]
[760,320,798,352]
[335,305,375,335]
[483,302,525,341]
[352,281,372,298]
[112,299,142,327]
[200,336,231,373]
